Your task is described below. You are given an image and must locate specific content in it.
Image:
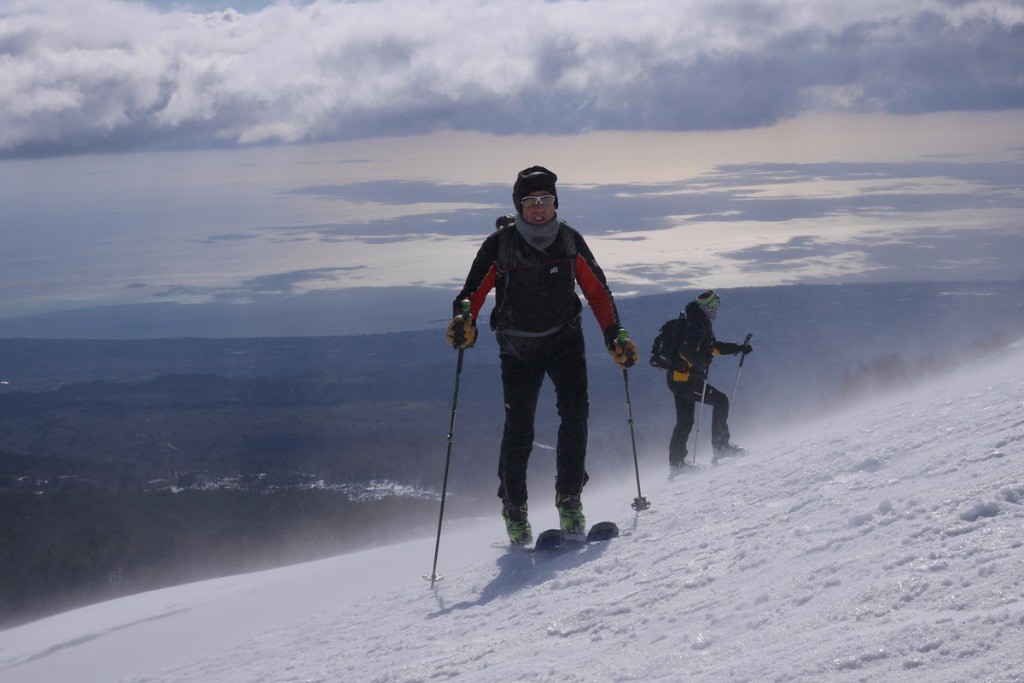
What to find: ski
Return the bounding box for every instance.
[492,521,620,552]
[533,521,619,551]
[668,461,704,477]
[710,446,748,466]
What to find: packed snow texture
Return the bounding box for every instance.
[1,342,1022,682]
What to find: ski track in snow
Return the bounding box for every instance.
[1,345,1022,682]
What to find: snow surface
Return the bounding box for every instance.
[1,343,1022,682]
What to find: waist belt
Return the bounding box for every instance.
[498,313,580,338]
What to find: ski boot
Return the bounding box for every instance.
[502,502,532,545]
[556,494,586,537]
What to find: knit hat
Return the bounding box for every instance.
[512,166,558,215]
[696,289,721,319]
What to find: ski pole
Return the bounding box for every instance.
[618,329,650,512]
[692,376,709,465]
[729,333,754,407]
[424,300,470,587]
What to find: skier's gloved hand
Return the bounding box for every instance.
[606,335,638,368]
[739,343,753,355]
[445,313,477,350]
[602,325,636,368]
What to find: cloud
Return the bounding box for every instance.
[283,180,503,206]
[719,227,1024,282]
[2,0,1022,157]
[148,265,368,300]
[284,155,1023,234]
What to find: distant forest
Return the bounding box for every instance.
[2,281,1022,628]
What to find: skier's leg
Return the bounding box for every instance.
[668,376,696,466]
[701,383,731,450]
[547,331,589,497]
[497,354,545,507]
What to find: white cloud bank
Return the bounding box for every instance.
[2,0,1022,157]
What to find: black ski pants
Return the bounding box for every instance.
[667,374,731,465]
[496,331,589,508]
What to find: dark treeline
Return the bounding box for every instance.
[0,373,484,489]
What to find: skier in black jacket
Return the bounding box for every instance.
[446,166,638,544]
[667,290,752,469]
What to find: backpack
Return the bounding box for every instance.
[490,214,582,361]
[649,315,687,370]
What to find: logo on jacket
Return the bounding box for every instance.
[549,266,559,274]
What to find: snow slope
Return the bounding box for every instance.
[1,343,1022,682]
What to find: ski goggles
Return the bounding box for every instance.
[520,195,557,208]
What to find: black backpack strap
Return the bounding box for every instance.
[558,220,577,260]
[495,213,516,276]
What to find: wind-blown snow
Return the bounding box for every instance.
[2,343,1022,682]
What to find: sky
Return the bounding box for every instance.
[0,338,1021,681]
[1,0,1022,333]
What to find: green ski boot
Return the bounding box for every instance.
[556,494,586,537]
[502,503,532,545]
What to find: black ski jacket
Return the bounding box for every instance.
[454,220,622,362]
[671,301,743,383]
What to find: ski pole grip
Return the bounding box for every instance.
[617,328,630,357]
[739,332,753,366]
[460,299,471,319]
